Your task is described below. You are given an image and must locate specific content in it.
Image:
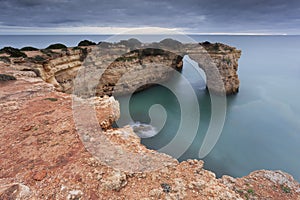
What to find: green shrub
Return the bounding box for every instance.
[115,56,138,62]
[223,46,233,51]
[223,57,231,65]
[79,48,88,62]
[213,43,220,51]
[46,43,67,50]
[0,47,27,58]
[0,56,11,63]
[247,188,255,195]
[281,185,291,193]
[124,38,142,49]
[78,40,96,46]
[72,46,82,50]
[116,39,142,50]
[0,74,16,81]
[135,48,166,57]
[32,55,47,63]
[159,38,182,48]
[20,46,39,51]
[201,41,211,45]
[41,49,58,57]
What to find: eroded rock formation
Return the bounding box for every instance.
[3,39,241,96]
[200,42,241,94]
[0,59,300,199]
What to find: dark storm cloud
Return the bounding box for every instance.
[0,0,300,33]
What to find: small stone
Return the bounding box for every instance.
[161,183,171,193]
[67,190,83,200]
[22,125,33,131]
[149,188,163,198]
[33,170,47,181]
[102,170,127,191]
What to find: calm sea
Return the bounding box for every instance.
[2,35,300,181]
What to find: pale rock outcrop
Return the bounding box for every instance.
[0,182,31,199]
[4,39,241,96]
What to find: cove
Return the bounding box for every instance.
[116,36,300,181]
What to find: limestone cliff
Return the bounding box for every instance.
[0,63,299,199]
[201,42,241,94]
[3,39,241,96]
[85,47,183,96]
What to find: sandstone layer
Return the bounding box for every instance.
[1,59,300,199]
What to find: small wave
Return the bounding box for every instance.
[130,121,158,138]
[199,85,207,90]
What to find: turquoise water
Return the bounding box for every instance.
[117,36,300,181]
[2,35,300,181]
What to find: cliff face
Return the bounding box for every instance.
[87,48,183,96]
[0,63,299,199]
[34,49,83,93]
[7,39,240,96]
[202,42,241,94]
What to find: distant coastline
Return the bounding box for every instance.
[1,34,299,49]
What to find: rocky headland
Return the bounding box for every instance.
[0,39,299,199]
[0,38,240,96]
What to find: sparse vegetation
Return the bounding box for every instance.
[200,42,222,52]
[0,56,11,63]
[202,41,211,45]
[223,46,233,51]
[223,57,232,65]
[213,43,220,51]
[32,55,47,63]
[144,48,166,56]
[115,56,138,62]
[41,49,58,57]
[46,43,67,50]
[72,46,82,50]
[0,47,27,58]
[117,38,142,49]
[78,40,96,46]
[247,188,255,195]
[236,189,244,194]
[20,46,39,51]
[79,48,88,62]
[281,184,291,193]
[132,48,167,58]
[159,38,182,48]
[245,193,249,200]
[0,74,16,81]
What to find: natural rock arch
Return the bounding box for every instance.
[33,39,241,96]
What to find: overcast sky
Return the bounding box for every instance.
[0,0,300,34]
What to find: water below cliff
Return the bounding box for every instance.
[116,35,300,181]
[1,35,300,181]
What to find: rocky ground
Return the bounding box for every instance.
[1,51,300,199]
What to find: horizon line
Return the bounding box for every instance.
[0,33,298,36]
[0,26,297,36]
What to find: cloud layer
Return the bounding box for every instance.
[1,0,300,34]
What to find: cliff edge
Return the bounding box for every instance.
[0,39,241,96]
[1,55,300,199]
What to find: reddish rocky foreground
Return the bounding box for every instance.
[1,64,300,199]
